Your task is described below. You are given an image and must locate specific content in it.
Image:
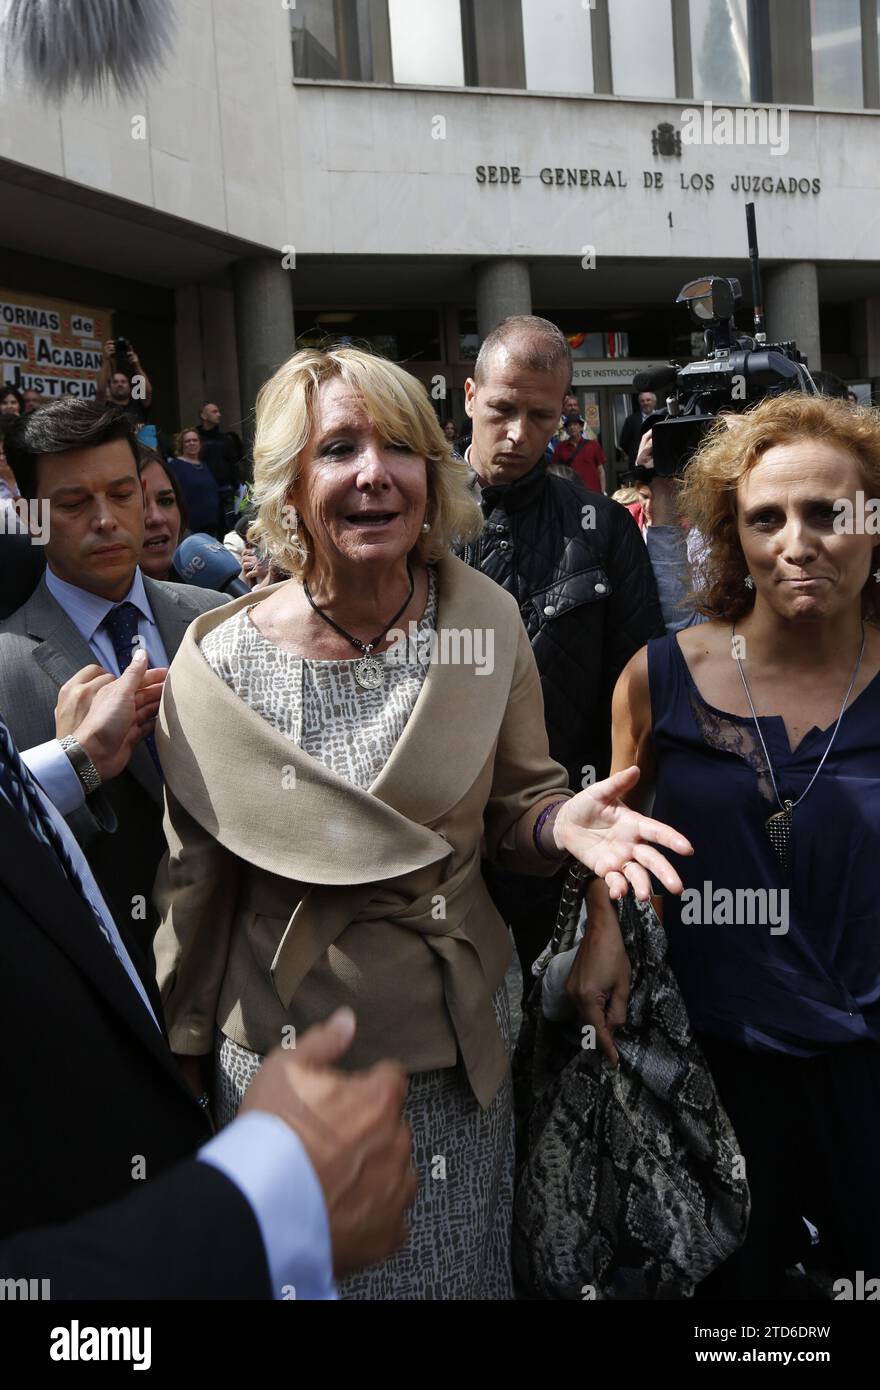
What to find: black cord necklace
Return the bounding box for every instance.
[303,565,415,690]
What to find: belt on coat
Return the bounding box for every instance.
[270,848,510,1109]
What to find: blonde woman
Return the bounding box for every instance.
[153,347,690,1300]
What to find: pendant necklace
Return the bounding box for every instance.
[303,566,414,690]
[731,623,865,871]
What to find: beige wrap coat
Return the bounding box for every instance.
[153,554,571,1108]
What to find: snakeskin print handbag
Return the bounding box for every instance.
[512,865,751,1300]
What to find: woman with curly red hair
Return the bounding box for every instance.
[566,392,880,1298]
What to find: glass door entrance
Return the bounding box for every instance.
[570,387,637,492]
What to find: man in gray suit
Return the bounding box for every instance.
[0,400,228,963]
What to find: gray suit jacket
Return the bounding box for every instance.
[0,575,229,958]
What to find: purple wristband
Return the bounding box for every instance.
[533,799,569,861]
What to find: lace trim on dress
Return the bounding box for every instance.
[686,684,777,807]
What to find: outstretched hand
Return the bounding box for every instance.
[553,766,693,901]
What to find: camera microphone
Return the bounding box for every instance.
[173,534,250,598]
[632,365,680,396]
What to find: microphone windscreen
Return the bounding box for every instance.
[173,534,250,598]
[0,0,177,99]
[632,365,680,396]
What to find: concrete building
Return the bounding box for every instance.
[0,0,879,462]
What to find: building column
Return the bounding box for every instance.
[764,262,821,374]
[232,256,295,454]
[475,258,532,342]
[175,284,242,431]
[850,296,880,385]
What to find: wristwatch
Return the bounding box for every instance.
[58,736,102,795]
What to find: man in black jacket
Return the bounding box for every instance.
[457,316,664,978]
[0,661,414,1297]
[198,402,244,530]
[619,389,657,469]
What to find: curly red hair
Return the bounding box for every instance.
[678,393,880,622]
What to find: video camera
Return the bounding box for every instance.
[632,204,819,477]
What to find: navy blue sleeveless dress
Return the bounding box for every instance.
[648,633,880,1055]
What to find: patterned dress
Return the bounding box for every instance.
[199,569,514,1300]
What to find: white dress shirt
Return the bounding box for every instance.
[20,733,336,1300]
[44,565,170,674]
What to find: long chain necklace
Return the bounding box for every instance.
[731,623,865,871]
[303,566,414,690]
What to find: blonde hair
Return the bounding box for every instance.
[249,347,483,578]
[612,486,640,506]
[679,392,880,622]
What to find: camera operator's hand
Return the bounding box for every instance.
[635,430,679,527]
[126,345,140,368]
[635,429,654,471]
[102,340,116,362]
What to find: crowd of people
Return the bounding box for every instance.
[0,315,876,1302]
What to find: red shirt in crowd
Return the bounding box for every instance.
[553,436,607,493]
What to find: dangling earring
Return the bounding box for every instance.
[283,504,299,537]
[744,575,755,590]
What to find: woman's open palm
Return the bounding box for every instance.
[554,766,693,900]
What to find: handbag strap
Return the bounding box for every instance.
[547,861,594,958]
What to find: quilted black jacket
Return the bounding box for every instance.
[457,459,664,791]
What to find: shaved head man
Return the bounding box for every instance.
[465,316,571,488]
[455,315,663,986]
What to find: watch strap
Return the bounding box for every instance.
[59,736,102,795]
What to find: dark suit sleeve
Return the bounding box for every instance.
[601,503,665,708]
[618,414,636,461]
[0,1161,271,1300]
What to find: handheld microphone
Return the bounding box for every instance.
[632,365,680,396]
[173,534,250,598]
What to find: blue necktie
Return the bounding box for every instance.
[0,716,119,955]
[101,602,162,776]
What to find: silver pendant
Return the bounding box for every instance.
[354,655,384,690]
[765,800,793,872]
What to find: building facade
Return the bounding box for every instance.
[0,0,879,462]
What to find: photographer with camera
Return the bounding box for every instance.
[97,337,154,432]
[626,208,820,637]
